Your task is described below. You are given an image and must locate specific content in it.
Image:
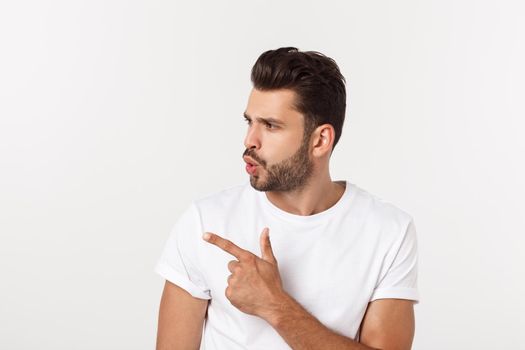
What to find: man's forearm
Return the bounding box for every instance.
[264,293,379,350]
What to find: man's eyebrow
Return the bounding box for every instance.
[243,112,285,126]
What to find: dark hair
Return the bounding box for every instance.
[251,47,346,152]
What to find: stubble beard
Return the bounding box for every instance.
[247,134,314,192]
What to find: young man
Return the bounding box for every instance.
[155,47,419,350]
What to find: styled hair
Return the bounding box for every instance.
[250,47,346,152]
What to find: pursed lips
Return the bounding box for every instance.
[243,156,260,166]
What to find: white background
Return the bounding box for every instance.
[1,1,524,349]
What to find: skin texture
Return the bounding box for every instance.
[242,95,313,193]
[156,281,208,350]
[156,87,416,349]
[358,299,415,349]
[242,88,344,216]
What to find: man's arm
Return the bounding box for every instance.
[156,280,209,350]
[202,231,416,349]
[266,295,415,350]
[358,299,415,349]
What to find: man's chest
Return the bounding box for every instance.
[200,225,383,339]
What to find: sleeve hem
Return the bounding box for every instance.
[154,261,211,300]
[370,287,420,304]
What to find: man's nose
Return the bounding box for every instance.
[243,124,261,150]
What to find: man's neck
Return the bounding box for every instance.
[265,176,346,216]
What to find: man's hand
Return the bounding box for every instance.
[202,228,288,321]
[202,228,412,350]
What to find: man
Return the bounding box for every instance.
[155,47,419,349]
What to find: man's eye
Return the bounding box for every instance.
[265,123,275,129]
[244,118,252,125]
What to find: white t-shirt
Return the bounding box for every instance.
[154,180,419,349]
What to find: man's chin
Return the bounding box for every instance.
[249,176,264,191]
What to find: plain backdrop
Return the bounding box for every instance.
[1,1,524,349]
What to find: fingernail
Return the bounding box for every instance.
[202,232,211,241]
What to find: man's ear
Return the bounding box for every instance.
[311,124,335,158]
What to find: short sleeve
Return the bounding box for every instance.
[370,218,420,304]
[154,202,211,300]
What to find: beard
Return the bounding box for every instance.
[243,134,314,192]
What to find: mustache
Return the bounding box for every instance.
[243,149,266,167]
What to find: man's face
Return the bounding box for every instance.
[242,88,314,192]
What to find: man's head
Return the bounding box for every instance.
[242,47,346,192]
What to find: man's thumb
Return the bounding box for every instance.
[260,227,277,263]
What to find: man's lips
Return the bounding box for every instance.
[243,156,260,175]
[243,156,260,166]
[245,163,257,175]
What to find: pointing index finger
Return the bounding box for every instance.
[203,232,250,260]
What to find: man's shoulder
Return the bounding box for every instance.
[350,182,414,226]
